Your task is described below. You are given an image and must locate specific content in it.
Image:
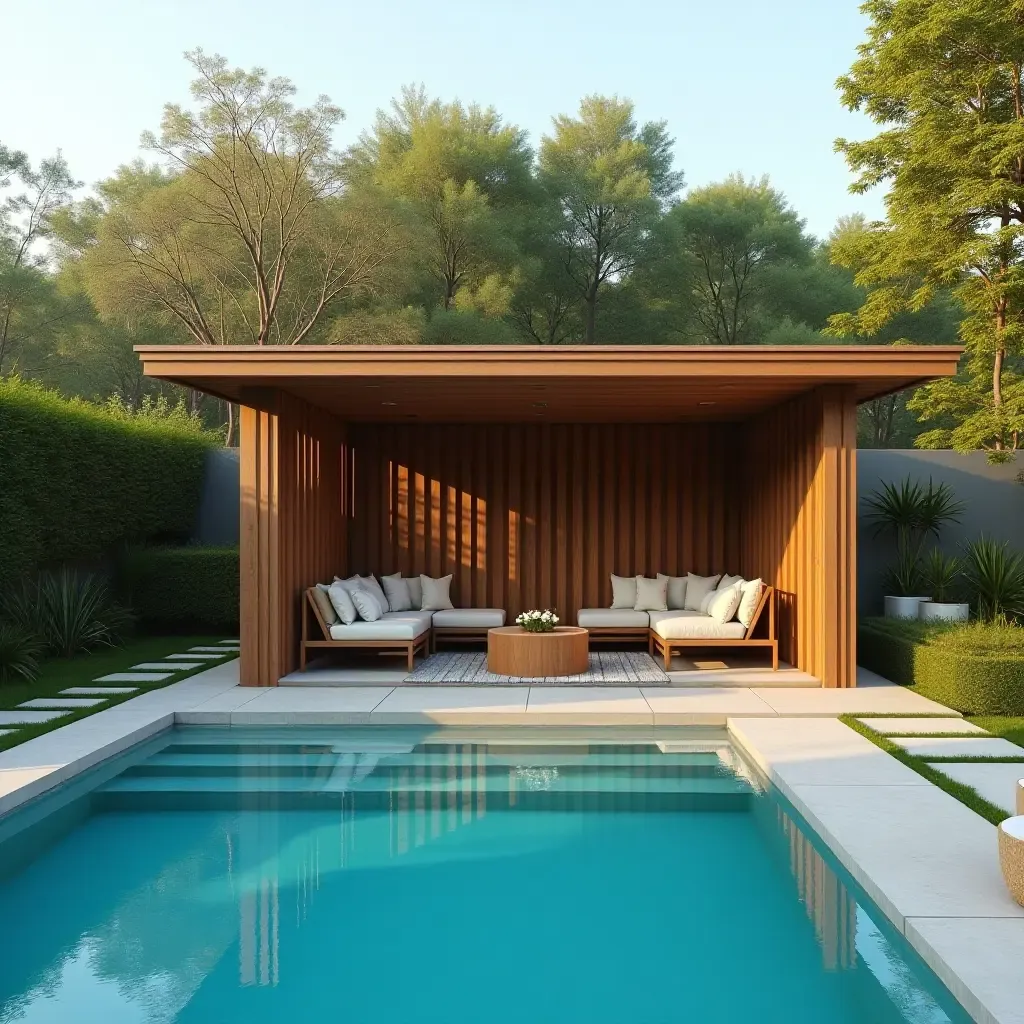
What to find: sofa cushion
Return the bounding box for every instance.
[634,575,668,611]
[657,573,687,610]
[610,574,637,610]
[718,574,744,591]
[649,610,745,640]
[737,578,764,628]
[577,608,650,628]
[683,573,721,611]
[328,610,432,641]
[327,581,358,625]
[311,586,339,626]
[432,608,506,628]
[708,582,743,624]
[351,588,384,622]
[420,573,455,611]
[405,576,423,609]
[381,572,413,612]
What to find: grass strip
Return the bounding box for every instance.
[840,715,1010,826]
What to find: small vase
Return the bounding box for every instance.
[884,595,927,620]
[919,601,969,623]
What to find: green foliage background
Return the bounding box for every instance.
[0,377,215,588]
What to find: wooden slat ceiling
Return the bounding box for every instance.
[136,344,963,423]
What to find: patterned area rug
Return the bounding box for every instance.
[406,650,670,685]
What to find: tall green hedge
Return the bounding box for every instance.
[118,546,239,631]
[0,377,215,588]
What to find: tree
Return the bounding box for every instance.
[539,96,683,343]
[831,0,1024,461]
[0,146,78,373]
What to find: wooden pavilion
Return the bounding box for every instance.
[137,344,962,689]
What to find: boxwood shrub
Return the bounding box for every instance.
[0,377,215,588]
[119,546,239,632]
[858,617,1024,715]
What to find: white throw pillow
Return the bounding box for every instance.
[657,573,687,610]
[610,574,638,610]
[405,576,423,609]
[736,578,764,628]
[420,573,454,611]
[708,582,743,624]
[684,573,721,612]
[699,590,717,613]
[356,574,389,611]
[327,581,358,625]
[381,572,413,612]
[351,587,384,622]
[718,574,744,591]
[634,576,668,612]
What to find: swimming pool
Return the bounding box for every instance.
[0,726,971,1023]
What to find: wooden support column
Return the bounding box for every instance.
[239,393,346,687]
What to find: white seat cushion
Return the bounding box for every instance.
[576,608,650,628]
[432,608,506,628]
[649,610,745,640]
[328,610,432,641]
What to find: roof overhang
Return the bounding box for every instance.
[136,344,963,423]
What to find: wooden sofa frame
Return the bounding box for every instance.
[300,589,429,672]
[586,625,650,645]
[648,586,778,672]
[430,625,495,652]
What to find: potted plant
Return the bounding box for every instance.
[964,537,1024,623]
[516,609,559,633]
[919,549,969,622]
[864,477,965,619]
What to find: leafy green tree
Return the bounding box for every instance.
[539,96,682,343]
[831,0,1024,461]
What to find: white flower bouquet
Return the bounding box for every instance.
[516,608,559,633]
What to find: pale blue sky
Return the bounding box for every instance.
[2,0,881,238]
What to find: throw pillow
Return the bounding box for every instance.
[311,586,338,626]
[657,573,687,610]
[420,573,454,611]
[718,573,745,591]
[634,575,668,611]
[350,587,384,622]
[699,590,717,614]
[683,573,721,612]
[708,582,743,624]
[327,581,358,625]
[736,578,764,628]
[405,576,423,609]
[610,574,638,610]
[357,574,389,611]
[381,572,413,612]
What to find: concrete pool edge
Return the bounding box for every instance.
[727,717,1024,1024]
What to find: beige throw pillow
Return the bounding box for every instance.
[405,576,423,609]
[311,586,338,626]
[351,587,384,622]
[381,572,413,612]
[610,574,638,610]
[357,574,389,611]
[708,582,743,624]
[327,581,358,625]
[737,578,764,628]
[634,576,668,612]
[684,573,721,612]
[718,573,744,591]
[657,573,687,610]
[420,574,454,611]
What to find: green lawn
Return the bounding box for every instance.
[970,717,1024,748]
[0,634,237,753]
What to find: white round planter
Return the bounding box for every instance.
[883,595,928,620]
[919,601,970,623]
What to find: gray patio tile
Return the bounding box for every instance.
[640,687,775,725]
[926,762,1024,816]
[856,717,985,735]
[165,653,224,660]
[187,646,236,653]
[894,736,1024,759]
[94,672,174,683]
[60,687,138,695]
[0,710,70,725]
[17,697,107,709]
[525,687,652,725]
[131,662,202,671]
[370,685,526,724]
[751,685,958,717]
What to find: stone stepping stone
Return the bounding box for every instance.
[218,639,239,644]
[60,687,138,695]
[94,672,174,683]
[927,762,1024,816]
[18,697,107,709]
[131,662,201,671]
[895,736,1024,759]
[0,710,69,724]
[857,717,985,736]
[166,653,223,661]
[188,646,235,653]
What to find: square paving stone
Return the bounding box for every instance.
[927,762,1024,816]
[218,639,239,644]
[857,717,983,736]
[60,687,138,695]
[131,662,201,671]
[894,736,1024,759]
[18,697,107,709]
[0,710,69,724]
[166,653,223,660]
[94,672,174,683]
[188,646,235,653]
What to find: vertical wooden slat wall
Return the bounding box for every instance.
[239,396,347,687]
[347,423,740,624]
[740,387,857,687]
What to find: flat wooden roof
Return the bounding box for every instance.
[136,344,963,423]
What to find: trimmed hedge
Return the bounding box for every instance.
[0,378,215,588]
[858,617,1024,715]
[118,546,239,632]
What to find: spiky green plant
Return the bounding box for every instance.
[0,623,44,684]
[921,549,962,604]
[963,538,1024,623]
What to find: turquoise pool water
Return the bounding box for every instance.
[0,727,970,1024]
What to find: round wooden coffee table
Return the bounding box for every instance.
[487,626,589,677]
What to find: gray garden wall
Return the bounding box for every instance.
[857,450,1024,615]
[191,444,1024,615]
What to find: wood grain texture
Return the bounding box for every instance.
[487,627,589,677]
[347,422,739,624]
[239,394,347,687]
